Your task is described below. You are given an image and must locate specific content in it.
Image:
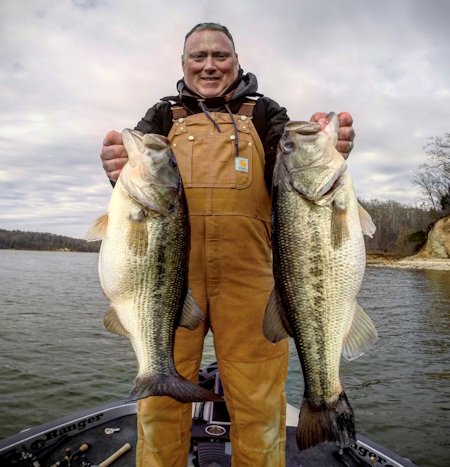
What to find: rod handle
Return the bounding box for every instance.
[98,443,131,467]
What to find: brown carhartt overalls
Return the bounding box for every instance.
[136,102,289,466]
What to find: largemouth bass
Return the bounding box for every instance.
[264,113,377,449]
[87,129,220,403]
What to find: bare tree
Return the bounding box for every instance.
[413,133,450,210]
[360,199,438,256]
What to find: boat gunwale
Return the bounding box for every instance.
[0,399,137,454]
[0,400,417,467]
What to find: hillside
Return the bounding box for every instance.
[0,229,100,252]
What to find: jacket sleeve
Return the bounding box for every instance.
[135,101,173,136]
[252,97,289,194]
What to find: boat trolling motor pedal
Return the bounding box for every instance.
[191,363,231,467]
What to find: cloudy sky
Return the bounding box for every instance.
[1,0,449,239]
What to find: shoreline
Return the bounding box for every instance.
[367,256,450,271]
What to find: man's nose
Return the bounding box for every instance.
[204,56,216,71]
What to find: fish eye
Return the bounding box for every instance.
[282,139,295,153]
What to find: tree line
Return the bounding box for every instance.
[1,131,448,256]
[360,200,445,257]
[0,229,101,252]
[0,199,446,257]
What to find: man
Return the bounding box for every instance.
[100,23,355,467]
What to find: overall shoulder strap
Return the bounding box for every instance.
[238,100,256,117]
[171,105,188,120]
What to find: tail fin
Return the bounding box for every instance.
[297,392,356,450]
[129,373,223,403]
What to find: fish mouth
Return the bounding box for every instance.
[326,111,337,121]
[284,121,321,136]
[325,112,339,136]
[320,174,343,198]
[302,170,344,202]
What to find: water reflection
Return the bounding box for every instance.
[422,270,450,334]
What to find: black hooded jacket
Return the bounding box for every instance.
[134,72,289,192]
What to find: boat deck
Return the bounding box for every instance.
[4,412,371,467]
[0,398,417,467]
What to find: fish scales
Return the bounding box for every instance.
[87,130,221,403]
[131,205,187,377]
[273,181,366,402]
[265,114,377,450]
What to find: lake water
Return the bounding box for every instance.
[0,250,449,466]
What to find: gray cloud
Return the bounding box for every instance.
[1,0,449,238]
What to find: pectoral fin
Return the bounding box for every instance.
[178,288,205,330]
[331,193,349,249]
[263,288,293,343]
[128,210,148,256]
[342,303,378,361]
[86,213,108,241]
[104,307,129,337]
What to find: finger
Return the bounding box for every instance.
[336,140,353,159]
[101,145,120,162]
[107,169,123,182]
[311,112,351,125]
[310,112,327,123]
[338,125,355,143]
[337,112,353,128]
[101,143,129,163]
[103,130,123,146]
[102,156,128,182]
[102,153,128,172]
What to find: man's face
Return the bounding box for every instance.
[182,30,240,98]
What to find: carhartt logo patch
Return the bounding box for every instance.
[235,157,248,173]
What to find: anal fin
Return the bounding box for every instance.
[263,288,293,343]
[178,288,205,330]
[342,303,378,361]
[104,307,129,337]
